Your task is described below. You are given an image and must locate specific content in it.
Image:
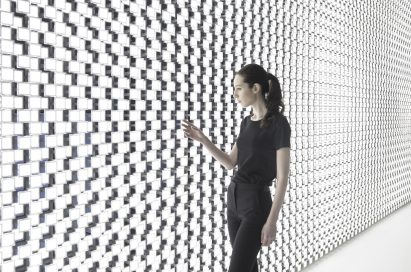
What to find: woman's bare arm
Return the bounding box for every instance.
[201,136,234,170]
[181,119,235,170]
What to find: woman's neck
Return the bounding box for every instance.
[252,110,267,120]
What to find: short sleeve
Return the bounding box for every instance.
[235,117,246,144]
[274,116,291,150]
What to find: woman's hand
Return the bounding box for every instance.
[261,220,277,247]
[181,119,207,143]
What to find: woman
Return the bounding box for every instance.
[181,64,291,272]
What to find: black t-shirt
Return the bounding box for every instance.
[232,114,291,187]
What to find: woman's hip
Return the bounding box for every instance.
[227,181,272,220]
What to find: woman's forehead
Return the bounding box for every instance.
[233,75,244,86]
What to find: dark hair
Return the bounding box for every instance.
[235,63,285,128]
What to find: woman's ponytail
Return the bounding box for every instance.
[260,72,285,128]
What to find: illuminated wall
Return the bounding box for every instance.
[1,0,411,271]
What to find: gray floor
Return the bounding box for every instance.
[301,201,411,272]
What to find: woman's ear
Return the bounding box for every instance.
[256,83,260,93]
[252,83,262,94]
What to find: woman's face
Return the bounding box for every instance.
[233,74,256,107]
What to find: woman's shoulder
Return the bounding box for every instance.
[271,114,290,130]
[271,113,288,123]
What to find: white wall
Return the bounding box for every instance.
[301,202,411,272]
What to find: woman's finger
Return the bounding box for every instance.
[182,124,195,132]
[182,119,192,125]
[183,120,197,129]
[181,122,193,129]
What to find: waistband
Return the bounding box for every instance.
[230,181,270,192]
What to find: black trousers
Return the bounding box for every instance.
[226,181,273,272]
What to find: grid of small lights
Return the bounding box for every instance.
[1,0,411,272]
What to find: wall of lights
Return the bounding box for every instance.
[1,0,411,271]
